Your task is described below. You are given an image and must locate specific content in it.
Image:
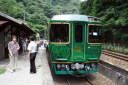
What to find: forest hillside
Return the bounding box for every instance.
[0,0,80,37]
[80,0,128,45]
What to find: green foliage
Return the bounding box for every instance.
[80,0,128,44]
[0,0,80,38]
[0,68,6,74]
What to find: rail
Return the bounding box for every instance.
[102,50,128,62]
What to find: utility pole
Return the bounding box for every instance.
[24,12,25,23]
[44,25,47,40]
[23,12,27,24]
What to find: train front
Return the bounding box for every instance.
[49,15,102,76]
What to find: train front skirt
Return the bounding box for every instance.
[53,63,98,75]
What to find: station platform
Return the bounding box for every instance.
[0,47,54,85]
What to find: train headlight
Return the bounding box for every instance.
[91,63,96,69]
[61,64,66,68]
[71,63,75,70]
[57,64,61,69]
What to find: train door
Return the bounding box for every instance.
[73,24,85,60]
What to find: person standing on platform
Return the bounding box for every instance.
[8,35,20,73]
[36,39,40,53]
[22,37,27,55]
[36,32,40,40]
[27,36,37,74]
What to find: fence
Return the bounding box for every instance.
[102,43,128,54]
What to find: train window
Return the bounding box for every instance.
[75,25,83,43]
[88,25,102,43]
[50,24,69,43]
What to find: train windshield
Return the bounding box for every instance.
[50,24,69,43]
[88,25,102,43]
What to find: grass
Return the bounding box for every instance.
[36,65,42,69]
[0,68,6,75]
[102,43,128,54]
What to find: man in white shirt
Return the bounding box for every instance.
[27,36,37,74]
[22,37,27,55]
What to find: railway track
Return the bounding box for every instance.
[102,50,128,62]
[65,78,72,85]
[65,77,94,85]
[85,78,94,85]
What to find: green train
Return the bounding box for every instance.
[47,14,102,76]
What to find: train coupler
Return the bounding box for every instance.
[65,65,90,77]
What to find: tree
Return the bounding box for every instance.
[80,0,128,44]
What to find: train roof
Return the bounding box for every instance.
[51,14,101,22]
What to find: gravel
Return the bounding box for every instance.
[100,54,128,71]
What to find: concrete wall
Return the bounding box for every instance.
[98,60,128,85]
